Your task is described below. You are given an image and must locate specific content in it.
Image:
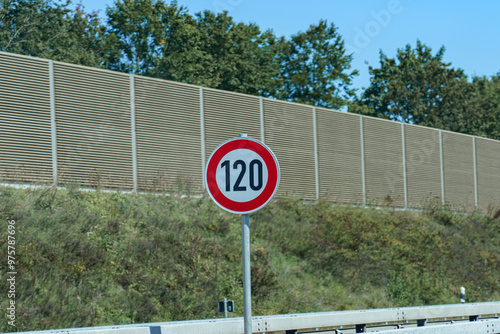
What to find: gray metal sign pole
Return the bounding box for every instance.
[206,134,279,334]
[242,213,252,334]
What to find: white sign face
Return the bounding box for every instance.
[205,137,280,214]
[216,149,269,203]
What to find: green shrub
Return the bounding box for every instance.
[0,187,499,332]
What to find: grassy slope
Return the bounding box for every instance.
[0,186,499,332]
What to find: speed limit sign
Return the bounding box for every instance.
[205,136,280,214]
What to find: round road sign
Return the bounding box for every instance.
[205,136,280,214]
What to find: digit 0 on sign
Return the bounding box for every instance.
[205,137,280,214]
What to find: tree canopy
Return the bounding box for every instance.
[106,0,282,95]
[269,20,358,109]
[0,0,115,67]
[350,41,499,139]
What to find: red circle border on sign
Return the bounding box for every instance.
[205,138,279,214]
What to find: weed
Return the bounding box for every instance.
[0,186,498,332]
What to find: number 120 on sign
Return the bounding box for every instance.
[221,158,264,192]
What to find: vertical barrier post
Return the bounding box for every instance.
[313,107,319,200]
[472,136,478,208]
[360,115,367,206]
[417,319,427,327]
[130,74,138,192]
[439,130,445,206]
[49,60,58,186]
[260,96,265,143]
[200,87,206,190]
[401,123,408,209]
[356,324,367,333]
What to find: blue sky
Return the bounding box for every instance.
[73,0,500,94]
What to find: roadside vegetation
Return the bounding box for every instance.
[1,186,499,332]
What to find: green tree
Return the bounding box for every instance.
[0,0,114,67]
[107,1,279,95]
[194,10,279,95]
[269,20,358,109]
[358,41,468,124]
[0,0,68,56]
[147,3,208,85]
[55,3,119,68]
[106,0,167,74]
[354,40,500,139]
[471,73,500,140]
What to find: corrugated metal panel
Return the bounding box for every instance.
[316,108,363,203]
[475,137,500,210]
[134,77,202,192]
[404,124,442,208]
[53,62,133,189]
[203,88,261,160]
[2,51,499,210]
[0,52,53,183]
[263,99,316,199]
[363,117,405,207]
[442,131,475,209]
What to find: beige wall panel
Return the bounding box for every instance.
[316,109,363,203]
[476,137,500,210]
[0,52,53,183]
[404,124,442,208]
[134,77,202,192]
[363,117,405,207]
[2,51,499,209]
[53,62,133,189]
[203,88,261,161]
[442,131,475,209]
[263,99,316,199]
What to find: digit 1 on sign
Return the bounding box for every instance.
[221,160,231,191]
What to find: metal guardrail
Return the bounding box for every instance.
[376,320,500,334]
[11,302,500,334]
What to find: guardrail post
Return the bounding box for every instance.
[149,326,161,334]
[356,324,366,332]
[417,319,427,327]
